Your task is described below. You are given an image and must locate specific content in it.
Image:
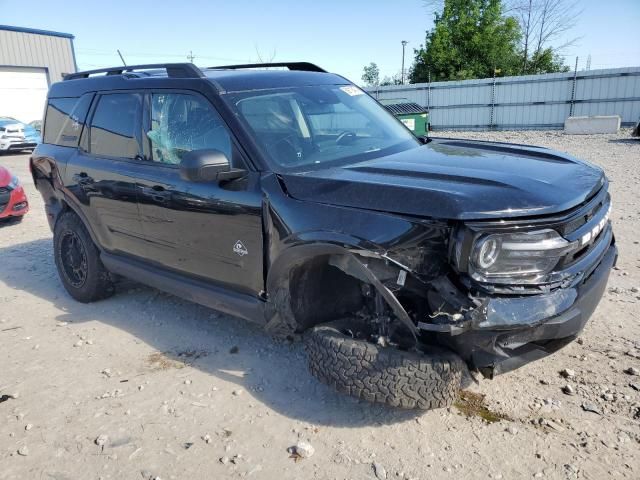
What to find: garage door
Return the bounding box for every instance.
[0,67,49,124]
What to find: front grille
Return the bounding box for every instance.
[558,190,611,268]
[0,188,10,213]
[7,143,36,150]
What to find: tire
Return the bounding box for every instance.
[304,319,464,410]
[54,211,114,303]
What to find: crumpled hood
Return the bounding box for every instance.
[279,139,605,220]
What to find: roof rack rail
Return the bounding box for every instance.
[207,62,326,73]
[64,63,204,81]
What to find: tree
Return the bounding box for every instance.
[411,0,522,83]
[511,0,579,74]
[361,62,380,87]
[380,73,403,86]
[526,47,569,74]
[420,0,574,77]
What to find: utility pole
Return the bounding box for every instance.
[187,50,195,63]
[569,56,579,117]
[401,40,408,85]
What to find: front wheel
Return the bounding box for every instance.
[54,212,114,303]
[304,319,464,410]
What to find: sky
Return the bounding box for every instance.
[2,0,639,84]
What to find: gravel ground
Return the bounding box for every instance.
[1,130,639,480]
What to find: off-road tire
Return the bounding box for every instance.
[305,319,464,409]
[54,211,114,303]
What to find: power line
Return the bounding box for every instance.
[75,49,249,62]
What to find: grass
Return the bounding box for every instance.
[454,390,510,423]
[146,349,209,371]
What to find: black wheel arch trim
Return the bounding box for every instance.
[54,190,103,251]
[264,240,417,338]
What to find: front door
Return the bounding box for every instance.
[135,91,264,296]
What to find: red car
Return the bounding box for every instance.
[0,165,28,222]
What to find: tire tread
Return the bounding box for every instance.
[304,320,464,410]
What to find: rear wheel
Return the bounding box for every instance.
[304,319,464,410]
[54,212,114,302]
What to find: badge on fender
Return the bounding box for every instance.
[233,240,248,257]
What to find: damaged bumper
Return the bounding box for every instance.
[437,243,617,377]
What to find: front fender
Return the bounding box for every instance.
[264,241,361,334]
[264,239,419,339]
[260,174,452,334]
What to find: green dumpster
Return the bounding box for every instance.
[379,99,430,137]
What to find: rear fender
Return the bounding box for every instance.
[30,151,65,231]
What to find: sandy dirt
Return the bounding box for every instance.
[1,130,639,480]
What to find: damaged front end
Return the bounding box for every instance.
[323,185,617,378]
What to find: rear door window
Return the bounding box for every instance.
[90,93,142,158]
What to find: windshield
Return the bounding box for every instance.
[225,84,420,172]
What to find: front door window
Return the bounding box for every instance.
[147,93,232,165]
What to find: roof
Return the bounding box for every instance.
[203,69,350,93]
[50,65,351,97]
[0,117,21,125]
[0,24,75,39]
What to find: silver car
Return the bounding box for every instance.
[0,117,40,153]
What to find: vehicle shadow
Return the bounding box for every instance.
[0,237,422,427]
[0,151,34,157]
[608,138,639,144]
[0,217,24,227]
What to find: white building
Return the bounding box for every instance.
[0,25,77,123]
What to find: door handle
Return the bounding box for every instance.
[73,172,92,185]
[141,185,166,194]
[141,185,168,203]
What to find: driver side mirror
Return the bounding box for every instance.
[180,149,246,182]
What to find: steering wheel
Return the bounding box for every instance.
[335,131,357,145]
[272,135,303,165]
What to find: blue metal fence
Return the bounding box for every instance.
[366,67,640,131]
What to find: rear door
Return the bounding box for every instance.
[135,90,264,295]
[64,92,149,257]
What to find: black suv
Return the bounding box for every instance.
[31,63,617,409]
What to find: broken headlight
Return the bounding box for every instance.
[468,229,576,284]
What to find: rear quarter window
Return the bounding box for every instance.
[43,94,94,147]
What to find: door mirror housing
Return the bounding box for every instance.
[180,149,246,182]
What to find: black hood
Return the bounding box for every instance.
[279,139,605,220]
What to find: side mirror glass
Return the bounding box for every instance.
[180,149,244,182]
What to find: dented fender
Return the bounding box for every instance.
[261,173,452,334]
[263,241,420,337]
